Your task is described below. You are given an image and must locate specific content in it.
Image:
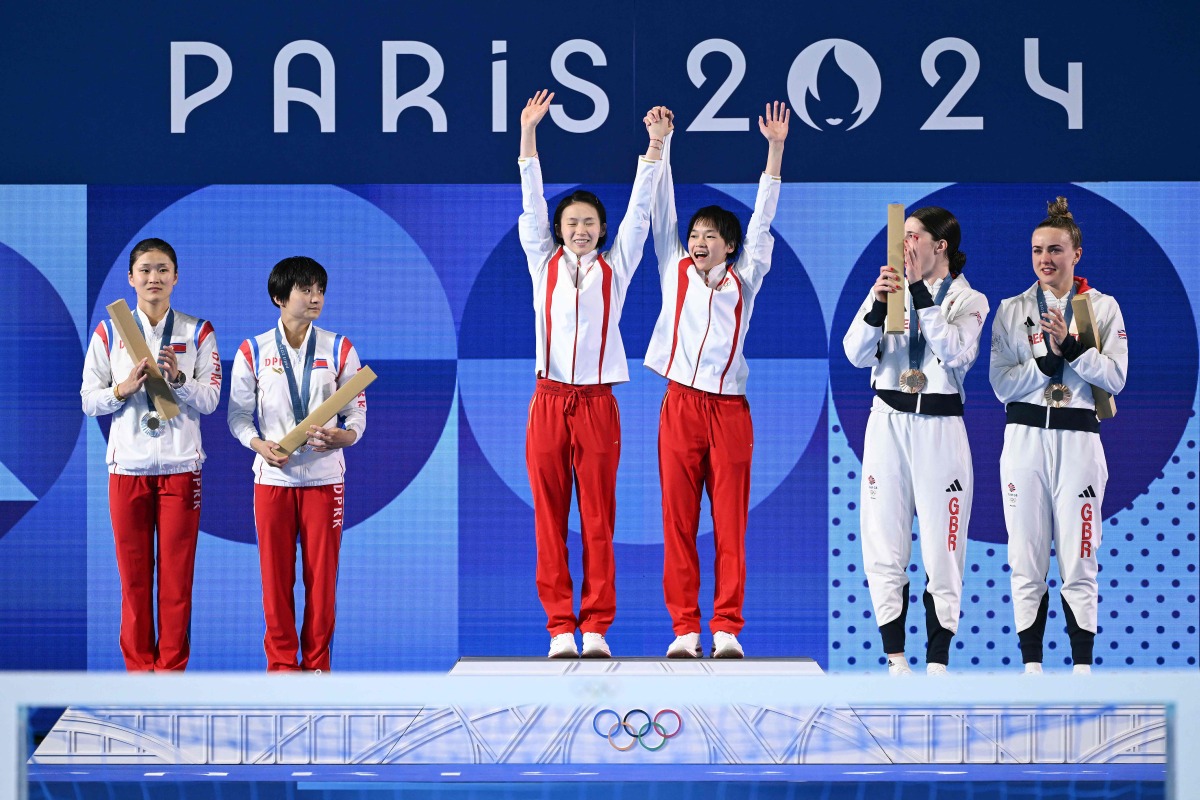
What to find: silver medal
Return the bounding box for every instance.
[140,411,165,437]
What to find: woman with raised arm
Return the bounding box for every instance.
[518,90,669,658]
[989,197,1128,675]
[644,102,788,659]
[843,207,989,676]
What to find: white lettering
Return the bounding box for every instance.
[686,39,749,132]
[170,42,233,133]
[492,40,507,133]
[382,41,447,133]
[548,39,609,134]
[920,38,983,131]
[1024,38,1082,129]
[274,40,336,133]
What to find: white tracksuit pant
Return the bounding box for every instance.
[860,410,971,640]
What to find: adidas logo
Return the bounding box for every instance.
[945,479,963,493]
[1078,485,1097,498]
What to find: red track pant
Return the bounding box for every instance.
[254,483,343,672]
[108,471,201,671]
[659,382,753,636]
[526,379,619,636]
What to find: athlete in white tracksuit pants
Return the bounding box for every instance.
[989,198,1127,673]
[843,207,988,674]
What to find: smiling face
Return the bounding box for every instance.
[128,249,178,306]
[688,218,736,274]
[1031,226,1081,297]
[556,201,605,257]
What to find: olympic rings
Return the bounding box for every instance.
[592,708,684,751]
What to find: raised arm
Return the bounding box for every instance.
[739,102,789,292]
[761,101,788,179]
[604,107,671,286]
[518,90,557,273]
[650,124,683,280]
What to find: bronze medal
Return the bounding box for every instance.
[1044,383,1072,408]
[899,369,927,394]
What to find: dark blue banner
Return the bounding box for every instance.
[0,2,1195,182]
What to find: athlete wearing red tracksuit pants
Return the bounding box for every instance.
[81,238,221,671]
[644,102,790,659]
[989,197,1127,675]
[227,256,366,672]
[518,91,669,659]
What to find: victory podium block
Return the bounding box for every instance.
[25,660,1167,787]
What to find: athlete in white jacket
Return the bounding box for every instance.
[81,238,221,671]
[843,207,989,676]
[989,197,1127,675]
[518,90,668,659]
[227,256,366,672]
[646,102,789,660]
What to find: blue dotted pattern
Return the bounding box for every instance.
[827,390,1199,672]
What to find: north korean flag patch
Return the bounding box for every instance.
[313,358,330,369]
[169,342,187,353]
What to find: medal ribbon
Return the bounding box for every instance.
[908,278,954,371]
[275,326,318,427]
[132,307,175,358]
[1035,284,1076,384]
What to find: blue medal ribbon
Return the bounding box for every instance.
[275,326,318,427]
[908,277,954,370]
[1035,283,1077,384]
[132,307,175,366]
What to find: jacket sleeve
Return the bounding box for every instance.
[843,291,886,368]
[174,321,221,415]
[518,157,557,278]
[80,324,123,417]
[1070,293,1128,395]
[650,131,686,282]
[227,340,261,448]
[605,156,660,288]
[736,173,782,293]
[916,287,990,371]
[989,301,1049,404]
[336,342,366,443]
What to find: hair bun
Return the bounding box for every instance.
[1046,196,1073,219]
[950,250,967,272]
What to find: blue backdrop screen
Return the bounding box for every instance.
[0,179,1194,672]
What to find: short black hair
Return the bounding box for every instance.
[687,206,743,261]
[268,256,328,307]
[128,238,178,273]
[552,190,608,250]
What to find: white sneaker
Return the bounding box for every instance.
[926,663,948,677]
[712,631,744,659]
[1073,664,1092,675]
[548,632,578,658]
[1023,662,1044,675]
[666,632,702,658]
[581,632,611,658]
[887,657,913,677]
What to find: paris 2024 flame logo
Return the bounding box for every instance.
[788,39,881,131]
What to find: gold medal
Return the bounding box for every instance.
[1044,383,1072,408]
[899,369,927,394]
